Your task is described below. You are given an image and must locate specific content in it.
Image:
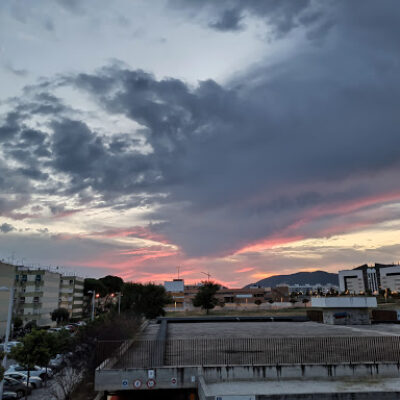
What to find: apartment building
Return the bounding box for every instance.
[339,263,400,294]
[59,275,84,320]
[380,266,400,292]
[14,268,61,327]
[0,262,16,338]
[338,269,365,294]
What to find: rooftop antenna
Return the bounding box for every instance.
[177,266,180,279]
[201,271,211,281]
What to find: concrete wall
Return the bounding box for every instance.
[322,308,371,325]
[95,363,400,392]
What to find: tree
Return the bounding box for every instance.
[290,298,298,306]
[13,316,23,330]
[83,278,107,297]
[255,299,262,307]
[192,281,220,315]
[10,330,53,399]
[302,298,310,307]
[49,367,82,400]
[51,308,70,324]
[99,275,124,294]
[122,283,172,319]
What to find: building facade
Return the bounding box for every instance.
[14,268,61,327]
[0,262,16,338]
[59,275,85,320]
[339,263,400,294]
[338,269,365,294]
[380,266,400,293]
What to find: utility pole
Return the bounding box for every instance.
[87,290,96,321]
[177,266,180,279]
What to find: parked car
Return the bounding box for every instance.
[49,353,67,370]
[3,377,32,399]
[6,364,53,380]
[2,392,18,399]
[4,372,43,389]
[0,341,21,353]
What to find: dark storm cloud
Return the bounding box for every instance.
[168,0,325,38]
[208,9,244,32]
[1,1,400,258]
[0,223,15,233]
[0,112,21,142]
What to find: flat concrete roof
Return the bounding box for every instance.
[203,377,400,397]
[167,321,400,338]
[311,297,377,308]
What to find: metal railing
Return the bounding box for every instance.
[97,336,400,370]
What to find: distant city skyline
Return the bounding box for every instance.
[1,0,400,287]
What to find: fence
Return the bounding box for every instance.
[96,336,400,370]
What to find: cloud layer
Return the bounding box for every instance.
[1,0,400,284]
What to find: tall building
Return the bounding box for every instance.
[59,275,85,320]
[338,269,365,294]
[14,268,61,327]
[339,263,400,294]
[0,262,16,338]
[380,266,400,292]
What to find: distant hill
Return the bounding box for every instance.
[245,271,338,288]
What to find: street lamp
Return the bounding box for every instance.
[87,290,96,321]
[0,286,14,399]
[110,292,123,315]
[116,292,122,315]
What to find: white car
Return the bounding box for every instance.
[6,365,53,380]
[4,372,43,389]
[0,341,21,353]
[49,354,66,370]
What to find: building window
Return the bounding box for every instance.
[21,275,27,283]
[15,274,19,282]
[69,279,73,285]
[19,297,25,304]
[35,274,41,283]
[33,297,40,303]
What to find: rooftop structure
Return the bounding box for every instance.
[311,296,377,325]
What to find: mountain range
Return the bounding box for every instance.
[245,270,338,288]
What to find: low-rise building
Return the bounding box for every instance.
[164,279,185,309]
[59,275,85,320]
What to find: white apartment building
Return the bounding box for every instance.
[0,262,16,338]
[380,266,400,293]
[338,269,365,294]
[59,275,84,320]
[15,268,61,327]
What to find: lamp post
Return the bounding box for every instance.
[0,286,14,399]
[87,290,96,321]
[117,292,122,315]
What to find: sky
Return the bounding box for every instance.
[1,0,400,287]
